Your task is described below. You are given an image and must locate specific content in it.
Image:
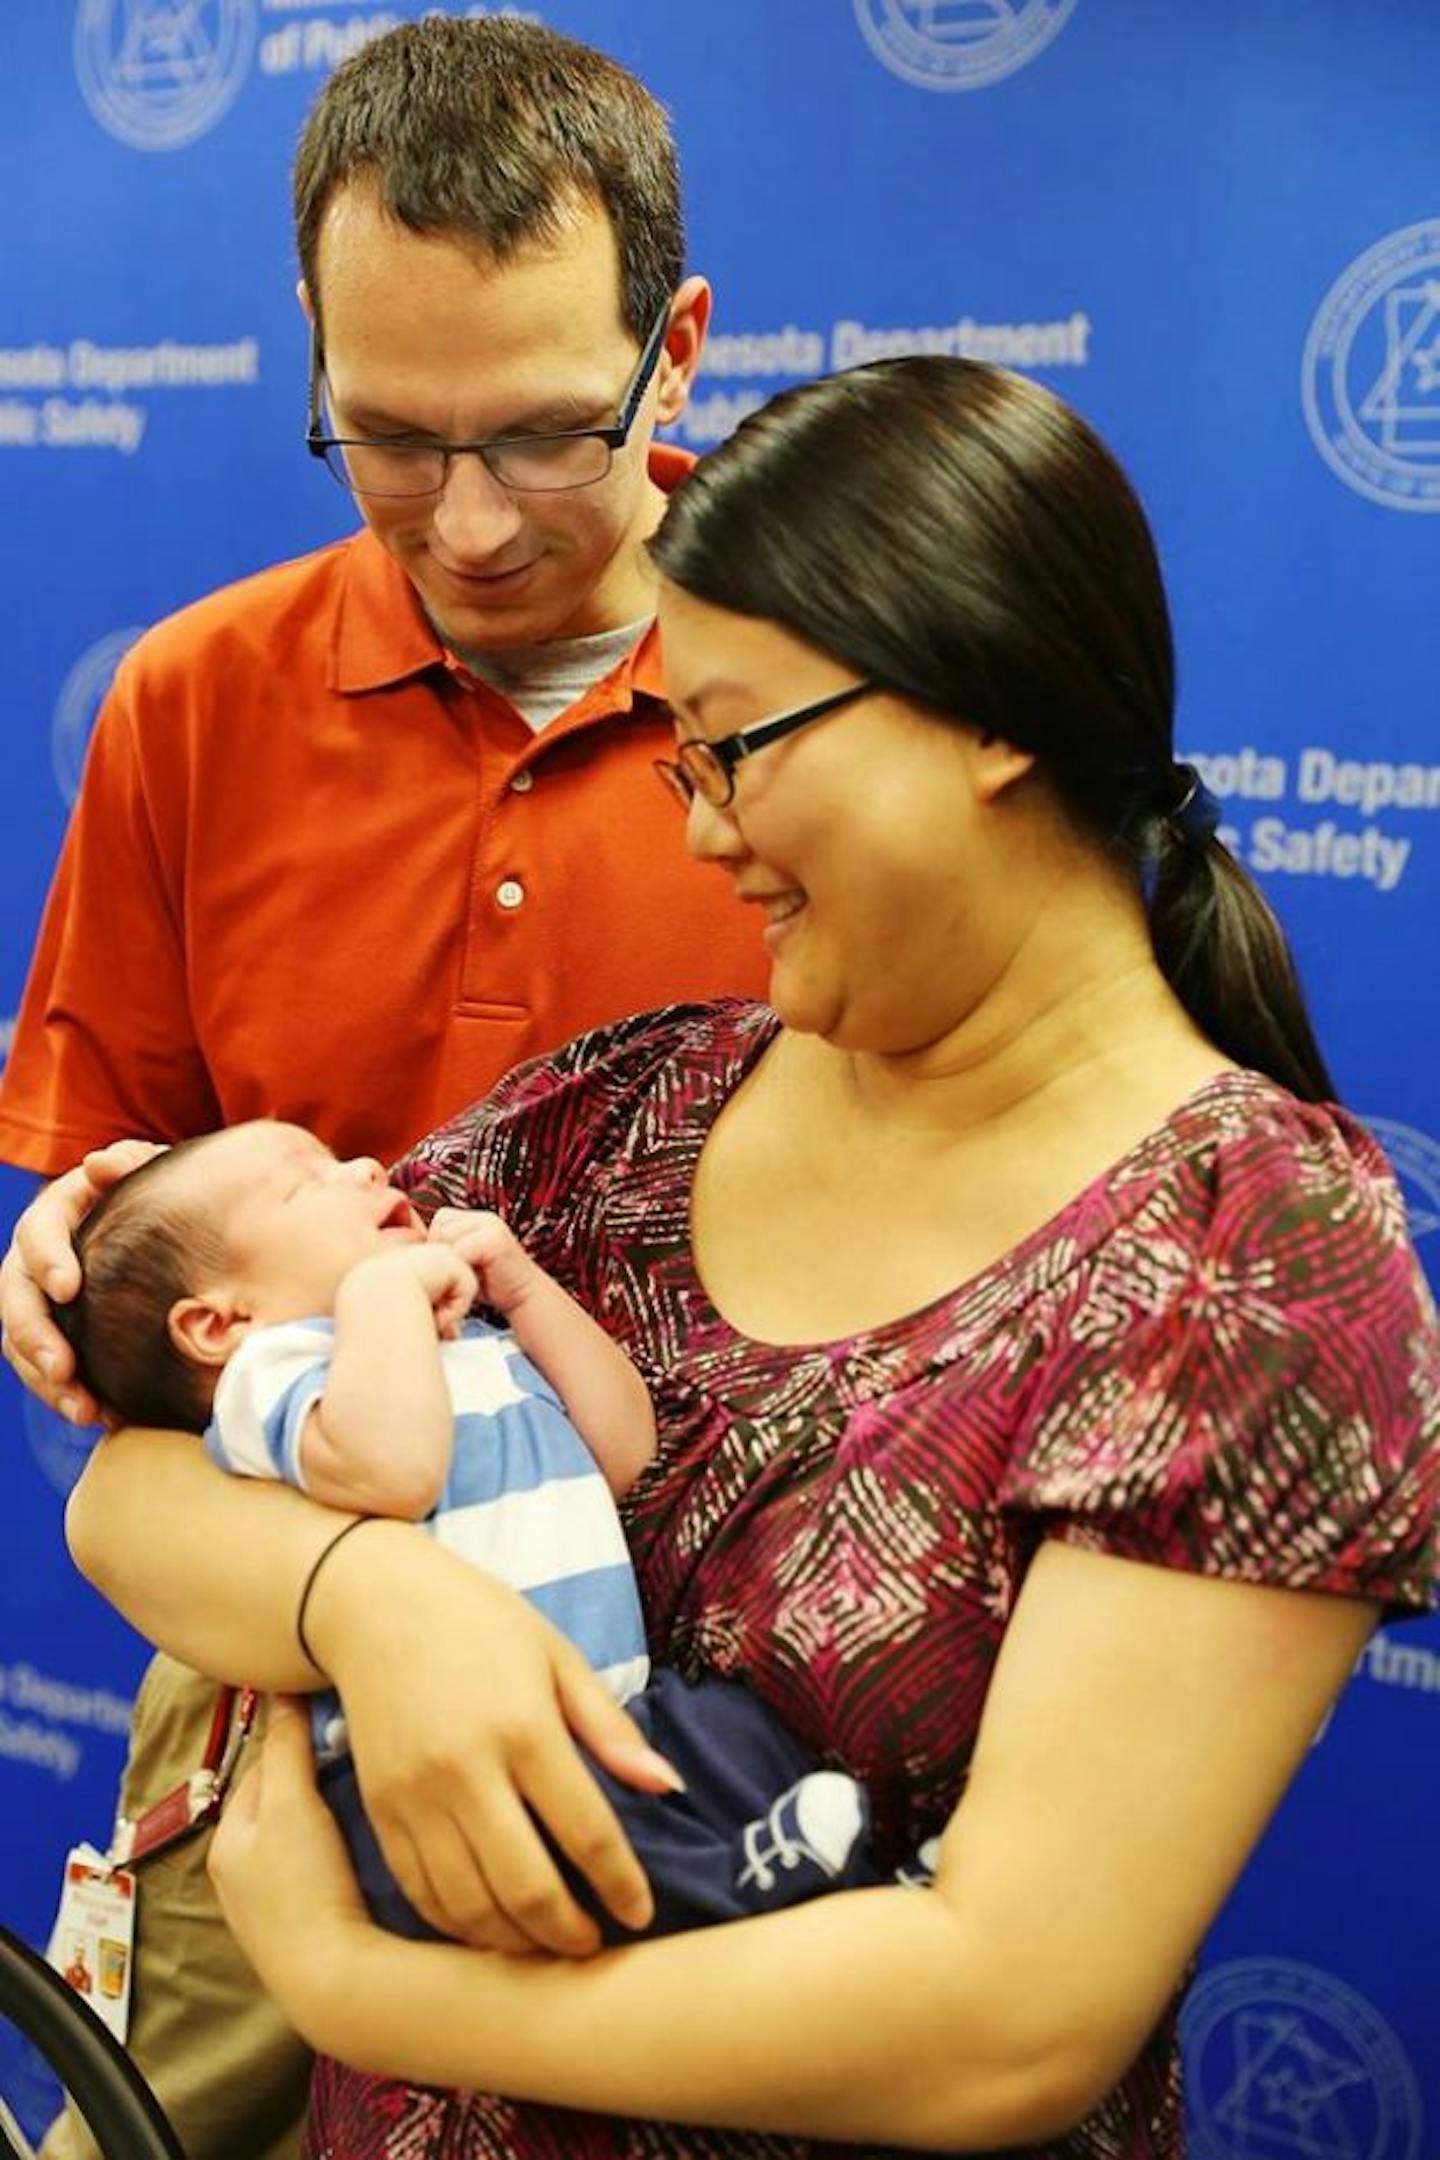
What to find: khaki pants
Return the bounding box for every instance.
[41,1654,311,2160]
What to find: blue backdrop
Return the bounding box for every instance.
[1,5,1436,2153]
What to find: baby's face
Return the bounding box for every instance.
[174,1121,424,1321]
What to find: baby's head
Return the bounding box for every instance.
[54,1121,421,1432]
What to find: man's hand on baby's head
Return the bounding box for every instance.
[1,1137,167,1422]
[425,1209,537,1318]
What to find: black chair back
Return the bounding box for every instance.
[0,1927,184,2159]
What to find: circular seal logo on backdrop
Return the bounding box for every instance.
[22,1396,103,1502]
[52,626,144,806]
[74,0,257,152]
[1363,1117,1440,1244]
[1301,220,1440,513]
[1181,1959,1423,2160]
[854,0,1079,92]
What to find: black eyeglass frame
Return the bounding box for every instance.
[655,679,881,810]
[305,302,673,498]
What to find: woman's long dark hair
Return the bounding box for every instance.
[651,358,1334,1101]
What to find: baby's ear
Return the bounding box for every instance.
[167,1294,249,1370]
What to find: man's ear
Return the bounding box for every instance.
[297,279,315,326]
[653,275,712,429]
[167,1294,251,1371]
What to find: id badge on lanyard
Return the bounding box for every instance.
[50,1686,257,2042]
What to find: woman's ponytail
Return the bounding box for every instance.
[1148,837,1337,1102]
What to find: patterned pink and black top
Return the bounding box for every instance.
[308,1001,1440,2160]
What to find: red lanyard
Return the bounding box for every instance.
[109,1685,259,1868]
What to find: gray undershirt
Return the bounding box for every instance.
[451,616,654,733]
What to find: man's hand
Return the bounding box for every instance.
[0,1139,166,1422]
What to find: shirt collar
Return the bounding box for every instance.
[332,442,696,698]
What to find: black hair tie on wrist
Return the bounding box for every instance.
[296,1516,372,1674]
[1168,763,1222,849]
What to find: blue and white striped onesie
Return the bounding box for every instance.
[204,1315,651,1759]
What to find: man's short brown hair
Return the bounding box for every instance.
[294,16,684,341]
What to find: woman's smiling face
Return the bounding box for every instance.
[656,584,1035,1059]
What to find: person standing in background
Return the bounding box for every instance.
[0,19,767,2158]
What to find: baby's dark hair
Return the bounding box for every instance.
[50,1140,232,1434]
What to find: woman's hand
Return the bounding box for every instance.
[209,1698,373,2030]
[0,1139,166,1423]
[308,1521,680,1957]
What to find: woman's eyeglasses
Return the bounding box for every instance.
[654,680,879,810]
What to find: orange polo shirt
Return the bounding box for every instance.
[0,449,767,1174]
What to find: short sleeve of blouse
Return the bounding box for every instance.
[999,1098,1440,1616]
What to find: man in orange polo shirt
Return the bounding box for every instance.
[0,20,767,2159]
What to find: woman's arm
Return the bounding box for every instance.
[66,1427,350,1688]
[66,1433,683,1952]
[212,1539,1376,2149]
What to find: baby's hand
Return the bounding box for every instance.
[342,1243,479,1340]
[426,1209,538,1318]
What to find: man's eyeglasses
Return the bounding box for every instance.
[654,681,880,811]
[306,304,672,499]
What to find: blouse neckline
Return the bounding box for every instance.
[665,1018,1290,1388]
